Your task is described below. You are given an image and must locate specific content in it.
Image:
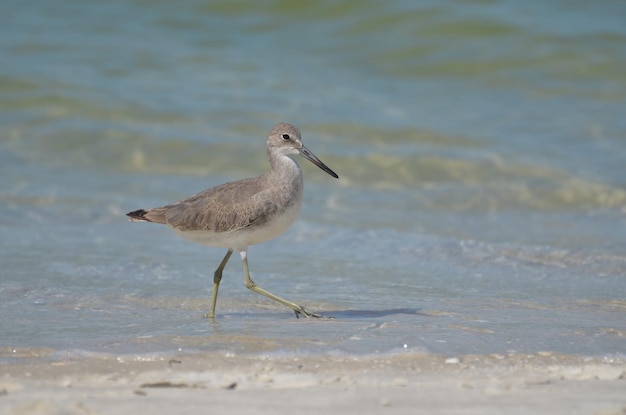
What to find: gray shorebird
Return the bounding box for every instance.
[127,123,338,318]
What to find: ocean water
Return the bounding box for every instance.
[1,0,625,361]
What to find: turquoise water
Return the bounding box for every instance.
[1,0,625,360]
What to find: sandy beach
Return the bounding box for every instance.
[1,352,624,415]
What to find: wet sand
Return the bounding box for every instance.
[1,352,625,414]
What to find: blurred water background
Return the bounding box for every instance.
[1,0,625,360]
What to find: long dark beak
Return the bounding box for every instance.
[300,145,339,179]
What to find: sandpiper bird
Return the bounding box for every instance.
[127,123,338,318]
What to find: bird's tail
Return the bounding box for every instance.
[126,209,151,222]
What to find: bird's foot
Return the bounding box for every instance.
[293,305,333,319]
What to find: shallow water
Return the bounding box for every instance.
[1,0,625,361]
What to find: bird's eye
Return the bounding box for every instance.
[281,134,290,140]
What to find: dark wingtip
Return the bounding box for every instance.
[126,209,149,221]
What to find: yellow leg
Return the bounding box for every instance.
[240,250,322,318]
[205,249,233,319]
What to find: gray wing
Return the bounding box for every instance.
[144,176,284,233]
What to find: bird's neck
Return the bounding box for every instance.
[267,152,303,187]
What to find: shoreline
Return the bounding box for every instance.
[2,352,625,414]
